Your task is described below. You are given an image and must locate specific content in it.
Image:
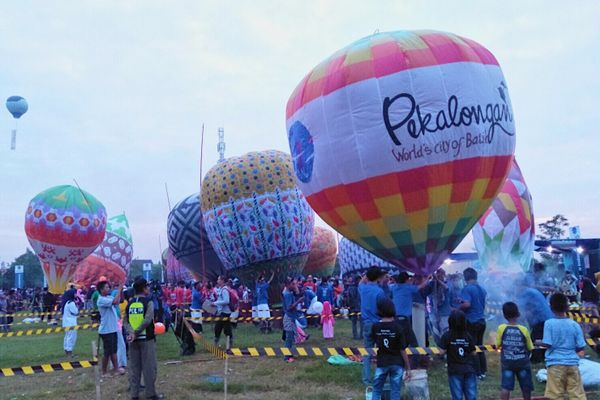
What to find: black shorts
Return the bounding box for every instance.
[100,332,118,356]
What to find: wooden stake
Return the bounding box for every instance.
[223,336,229,400]
[92,340,101,400]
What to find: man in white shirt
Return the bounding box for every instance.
[212,276,232,349]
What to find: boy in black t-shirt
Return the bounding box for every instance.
[371,298,411,400]
[496,302,534,400]
[440,310,477,400]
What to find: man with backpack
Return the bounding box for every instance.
[212,275,233,350]
[124,278,162,400]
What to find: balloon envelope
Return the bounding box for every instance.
[25,185,107,293]
[473,160,534,272]
[338,237,397,277]
[73,214,133,287]
[162,248,193,283]
[6,96,28,119]
[286,30,516,275]
[303,226,337,277]
[201,150,315,298]
[168,193,225,282]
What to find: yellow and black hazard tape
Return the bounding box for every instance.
[188,311,600,325]
[225,338,600,358]
[185,312,357,324]
[0,359,98,377]
[0,323,99,338]
[181,317,227,360]
[5,314,98,327]
[0,310,94,318]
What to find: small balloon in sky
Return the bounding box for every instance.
[6,95,29,150]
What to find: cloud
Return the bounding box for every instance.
[0,1,599,267]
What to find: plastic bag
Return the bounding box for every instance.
[404,369,430,400]
[327,355,360,366]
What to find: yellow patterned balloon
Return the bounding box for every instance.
[202,150,297,210]
[201,150,315,294]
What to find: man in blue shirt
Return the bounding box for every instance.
[359,267,386,385]
[190,281,203,333]
[282,277,303,363]
[97,280,123,377]
[256,272,274,333]
[517,282,554,363]
[390,272,429,354]
[459,267,488,379]
[317,277,334,305]
[390,272,430,317]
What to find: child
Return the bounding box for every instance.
[62,289,79,356]
[440,310,477,400]
[371,297,411,400]
[496,302,534,400]
[321,301,335,339]
[538,293,587,400]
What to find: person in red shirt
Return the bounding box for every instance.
[184,284,192,306]
[333,279,344,308]
[175,281,186,309]
[163,284,172,307]
[304,275,317,292]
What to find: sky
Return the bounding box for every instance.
[0,1,599,265]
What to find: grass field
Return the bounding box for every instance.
[1,315,599,400]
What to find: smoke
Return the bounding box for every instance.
[476,262,553,329]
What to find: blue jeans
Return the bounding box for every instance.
[501,366,533,392]
[372,365,404,400]
[351,314,362,339]
[362,322,374,385]
[448,373,477,400]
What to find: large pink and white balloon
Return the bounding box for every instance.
[286,31,516,276]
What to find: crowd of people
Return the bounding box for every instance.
[1,261,599,400]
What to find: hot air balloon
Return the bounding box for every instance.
[73,214,133,287]
[303,226,337,277]
[25,185,107,293]
[472,159,534,272]
[167,193,225,282]
[338,237,397,277]
[6,96,28,150]
[201,150,315,299]
[162,248,193,284]
[286,30,516,275]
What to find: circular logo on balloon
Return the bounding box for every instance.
[288,121,314,183]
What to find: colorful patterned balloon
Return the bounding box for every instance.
[73,214,133,287]
[338,237,397,277]
[303,226,338,277]
[168,193,225,282]
[472,160,534,272]
[25,185,107,293]
[286,31,516,275]
[201,150,315,291]
[162,248,193,283]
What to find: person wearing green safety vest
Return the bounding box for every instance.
[124,278,162,400]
